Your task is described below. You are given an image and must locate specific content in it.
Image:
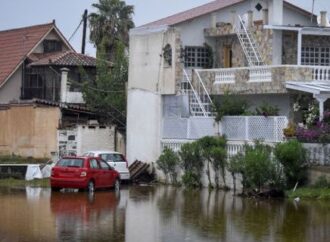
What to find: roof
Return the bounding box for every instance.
[141,0,314,28]
[0,22,74,87]
[286,81,330,95]
[28,51,97,67]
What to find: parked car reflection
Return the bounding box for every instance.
[50,191,125,241]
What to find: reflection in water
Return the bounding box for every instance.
[0,186,329,242]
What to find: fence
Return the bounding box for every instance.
[220,116,288,142]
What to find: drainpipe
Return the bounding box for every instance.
[60,68,70,103]
[297,29,302,65]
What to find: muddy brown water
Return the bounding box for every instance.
[0,185,329,242]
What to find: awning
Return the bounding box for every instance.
[286,81,330,120]
[286,81,330,95]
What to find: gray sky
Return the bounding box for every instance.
[0,0,329,56]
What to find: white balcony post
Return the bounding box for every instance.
[314,94,328,121]
[297,29,302,65]
[60,67,70,103]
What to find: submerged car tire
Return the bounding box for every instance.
[87,180,95,193]
[114,179,120,192]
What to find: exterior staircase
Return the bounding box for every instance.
[181,69,213,117]
[235,15,264,66]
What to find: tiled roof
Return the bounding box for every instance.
[142,0,243,27]
[0,23,54,86]
[141,0,314,28]
[29,51,97,67]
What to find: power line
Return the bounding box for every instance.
[69,19,83,42]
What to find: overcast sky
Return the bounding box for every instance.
[0,0,329,56]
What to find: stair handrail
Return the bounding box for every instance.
[183,69,208,116]
[236,15,262,66]
[194,69,214,108]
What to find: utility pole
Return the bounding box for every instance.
[311,0,315,22]
[81,9,88,54]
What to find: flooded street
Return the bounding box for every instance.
[0,186,329,242]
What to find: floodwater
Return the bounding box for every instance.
[0,186,329,242]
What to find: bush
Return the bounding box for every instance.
[255,102,279,116]
[179,142,203,188]
[313,176,330,189]
[213,93,249,122]
[197,136,227,188]
[274,139,307,188]
[156,148,180,184]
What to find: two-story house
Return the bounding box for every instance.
[0,22,125,158]
[127,0,330,164]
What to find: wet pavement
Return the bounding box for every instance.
[0,185,329,242]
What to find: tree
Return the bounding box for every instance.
[89,0,135,61]
[81,39,127,124]
[156,148,180,184]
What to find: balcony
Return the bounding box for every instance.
[192,65,330,95]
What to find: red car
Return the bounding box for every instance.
[50,156,120,192]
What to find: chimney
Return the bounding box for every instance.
[211,13,217,28]
[60,68,70,103]
[247,10,253,28]
[320,11,328,27]
[262,9,269,25]
[231,10,237,27]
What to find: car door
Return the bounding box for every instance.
[98,159,115,187]
[89,158,102,188]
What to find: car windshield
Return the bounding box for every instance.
[57,159,84,168]
[100,153,125,162]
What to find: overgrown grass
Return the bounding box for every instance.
[287,188,330,200]
[0,155,48,164]
[0,178,50,188]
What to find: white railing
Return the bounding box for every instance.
[214,69,236,84]
[248,67,272,82]
[220,116,288,142]
[194,70,214,116]
[182,69,208,117]
[303,143,330,166]
[197,65,330,86]
[312,66,330,81]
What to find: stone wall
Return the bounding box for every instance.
[194,66,313,95]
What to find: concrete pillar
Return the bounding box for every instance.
[60,67,69,103]
[262,9,269,25]
[231,10,237,28]
[211,13,217,29]
[314,94,329,121]
[297,29,302,65]
[320,11,328,27]
[247,10,253,29]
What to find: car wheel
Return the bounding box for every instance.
[87,180,95,193]
[51,187,60,192]
[114,179,120,192]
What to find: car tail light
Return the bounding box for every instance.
[80,171,87,177]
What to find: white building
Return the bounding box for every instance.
[127,0,330,165]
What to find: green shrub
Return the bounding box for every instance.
[179,142,203,188]
[274,139,307,188]
[197,136,227,188]
[313,176,330,189]
[255,102,279,116]
[213,93,249,122]
[156,148,180,184]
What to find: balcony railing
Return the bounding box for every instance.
[194,65,330,94]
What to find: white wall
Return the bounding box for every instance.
[0,66,22,103]
[76,125,115,155]
[126,89,161,165]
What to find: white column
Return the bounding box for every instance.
[297,30,302,65]
[60,67,70,103]
[314,94,329,121]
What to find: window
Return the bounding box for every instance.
[57,159,84,167]
[301,46,330,66]
[100,153,125,162]
[99,160,111,170]
[43,40,62,53]
[89,159,99,169]
[185,46,211,68]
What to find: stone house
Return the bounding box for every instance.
[127,0,330,165]
[0,22,125,158]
